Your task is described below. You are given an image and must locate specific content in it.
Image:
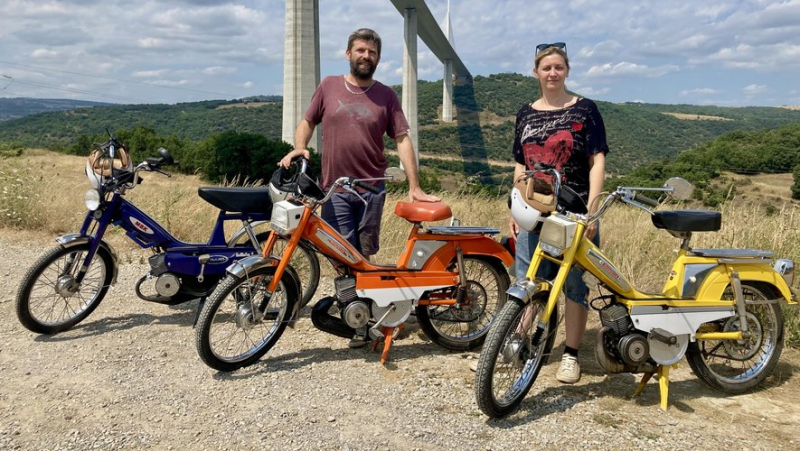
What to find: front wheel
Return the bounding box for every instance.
[416,257,510,351]
[475,294,558,418]
[686,283,784,393]
[251,232,320,309]
[16,243,114,334]
[195,266,299,371]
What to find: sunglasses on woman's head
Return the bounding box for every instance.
[535,42,567,55]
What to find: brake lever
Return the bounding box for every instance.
[342,182,368,207]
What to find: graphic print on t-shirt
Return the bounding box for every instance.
[522,129,573,172]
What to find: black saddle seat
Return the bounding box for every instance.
[652,210,721,233]
[197,187,273,213]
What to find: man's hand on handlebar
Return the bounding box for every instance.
[279,149,310,169]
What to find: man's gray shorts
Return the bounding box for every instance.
[321,189,386,257]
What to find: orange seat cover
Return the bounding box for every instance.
[394,201,452,222]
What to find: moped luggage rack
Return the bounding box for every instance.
[427,226,500,236]
[689,248,775,260]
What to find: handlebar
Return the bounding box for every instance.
[353,180,382,194]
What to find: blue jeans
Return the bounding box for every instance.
[321,189,386,257]
[514,225,600,309]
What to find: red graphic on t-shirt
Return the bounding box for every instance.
[522,129,573,171]
[572,122,583,131]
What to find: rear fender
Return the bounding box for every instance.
[695,262,796,305]
[422,237,514,271]
[56,233,120,285]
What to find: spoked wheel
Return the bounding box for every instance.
[195,266,299,371]
[416,257,510,351]
[686,283,784,393]
[16,243,114,334]
[475,294,558,418]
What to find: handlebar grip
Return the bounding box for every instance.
[354,180,381,194]
[634,193,659,208]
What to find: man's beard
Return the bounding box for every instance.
[350,58,376,80]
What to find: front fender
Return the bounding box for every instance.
[506,277,551,304]
[225,255,279,278]
[225,256,301,320]
[56,233,120,285]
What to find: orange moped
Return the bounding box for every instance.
[195,159,513,371]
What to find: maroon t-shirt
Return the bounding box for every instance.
[304,75,410,189]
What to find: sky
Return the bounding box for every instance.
[1,0,799,107]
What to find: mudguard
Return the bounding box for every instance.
[693,262,796,305]
[420,236,514,271]
[56,233,120,285]
[506,277,551,304]
[225,256,302,321]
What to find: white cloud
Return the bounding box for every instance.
[743,84,767,96]
[132,69,170,78]
[680,88,721,96]
[241,81,253,89]
[30,48,58,58]
[585,62,679,78]
[202,66,236,76]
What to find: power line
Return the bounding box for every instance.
[2,76,149,103]
[0,59,233,98]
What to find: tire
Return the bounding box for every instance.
[16,243,114,334]
[686,283,784,393]
[252,232,320,309]
[195,266,299,371]
[416,257,510,351]
[475,294,558,418]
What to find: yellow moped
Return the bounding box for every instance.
[474,166,797,418]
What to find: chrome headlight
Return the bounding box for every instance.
[538,214,578,257]
[774,259,795,287]
[270,200,305,235]
[84,189,102,211]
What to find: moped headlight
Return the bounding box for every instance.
[270,200,304,234]
[84,189,102,211]
[539,215,577,257]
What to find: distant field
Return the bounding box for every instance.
[781,106,800,111]
[215,102,270,109]
[662,112,733,121]
[724,172,795,202]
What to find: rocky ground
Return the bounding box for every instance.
[1,231,798,450]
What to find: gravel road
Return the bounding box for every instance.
[1,231,798,450]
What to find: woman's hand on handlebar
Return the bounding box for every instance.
[585,221,598,240]
[279,149,310,169]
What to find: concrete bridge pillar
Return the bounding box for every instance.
[282,0,320,152]
[401,7,419,166]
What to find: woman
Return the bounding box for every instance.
[511,43,608,384]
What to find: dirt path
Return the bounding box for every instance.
[1,230,798,450]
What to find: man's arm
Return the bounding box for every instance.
[395,133,440,202]
[279,119,316,168]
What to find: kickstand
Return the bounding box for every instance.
[371,324,405,365]
[634,364,676,411]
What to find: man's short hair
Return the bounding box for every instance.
[347,28,382,56]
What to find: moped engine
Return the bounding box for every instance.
[595,303,653,373]
[333,275,371,329]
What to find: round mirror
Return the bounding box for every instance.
[663,177,693,200]
[385,166,406,183]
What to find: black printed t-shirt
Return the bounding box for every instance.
[511,97,609,200]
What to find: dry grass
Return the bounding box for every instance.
[2,149,798,343]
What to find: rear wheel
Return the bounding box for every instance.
[16,243,114,334]
[686,283,784,393]
[416,257,510,350]
[475,294,558,418]
[195,266,299,371]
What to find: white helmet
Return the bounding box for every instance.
[510,187,543,232]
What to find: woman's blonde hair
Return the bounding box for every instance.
[533,47,570,97]
[534,47,569,70]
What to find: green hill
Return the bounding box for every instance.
[2,74,800,178]
[0,97,111,122]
